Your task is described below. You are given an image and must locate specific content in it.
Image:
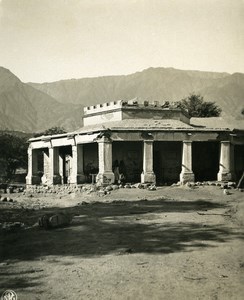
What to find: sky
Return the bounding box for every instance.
[0,0,243,83]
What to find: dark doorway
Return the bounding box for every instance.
[192,142,219,181]
[83,143,98,183]
[112,141,143,183]
[234,145,244,183]
[59,146,72,184]
[153,142,182,185]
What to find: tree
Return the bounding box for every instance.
[33,126,67,137]
[179,94,221,117]
[0,132,28,180]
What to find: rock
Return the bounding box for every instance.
[221,184,229,189]
[111,185,119,190]
[1,197,7,202]
[131,183,140,188]
[223,189,230,195]
[6,187,13,194]
[228,182,236,188]
[148,185,156,191]
[98,190,107,196]
[2,222,24,232]
[105,185,113,192]
[38,213,72,229]
[124,184,131,188]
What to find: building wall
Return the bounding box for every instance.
[83,110,122,126]
[122,108,189,124]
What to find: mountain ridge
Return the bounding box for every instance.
[28,67,244,119]
[0,66,243,133]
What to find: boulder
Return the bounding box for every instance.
[38,213,72,229]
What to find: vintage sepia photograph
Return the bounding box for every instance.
[0,0,243,299]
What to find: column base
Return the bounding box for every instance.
[69,174,86,184]
[26,175,40,185]
[141,172,156,184]
[96,172,115,186]
[42,175,62,185]
[217,172,232,182]
[180,172,195,184]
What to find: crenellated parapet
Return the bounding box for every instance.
[84,100,124,115]
[83,99,190,126]
[84,99,184,115]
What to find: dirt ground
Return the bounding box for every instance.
[0,185,244,300]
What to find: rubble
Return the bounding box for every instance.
[1,222,25,232]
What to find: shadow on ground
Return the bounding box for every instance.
[0,198,242,262]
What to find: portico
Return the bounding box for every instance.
[26,100,244,186]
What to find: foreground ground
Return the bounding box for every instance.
[0,185,244,300]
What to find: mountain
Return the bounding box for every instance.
[29,67,244,119]
[1,66,243,133]
[0,67,83,133]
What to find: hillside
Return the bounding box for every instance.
[0,67,83,133]
[1,66,243,133]
[29,67,244,119]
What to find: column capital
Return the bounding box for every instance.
[182,140,193,144]
[96,136,112,143]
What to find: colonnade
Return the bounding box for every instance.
[26,139,234,186]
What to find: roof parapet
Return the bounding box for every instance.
[84,99,186,114]
[84,100,124,114]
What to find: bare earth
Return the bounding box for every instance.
[0,185,244,300]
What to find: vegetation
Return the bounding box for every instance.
[179,94,222,117]
[0,132,28,180]
[34,126,67,137]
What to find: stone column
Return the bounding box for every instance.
[217,141,233,181]
[96,136,115,185]
[180,141,195,184]
[49,147,61,184]
[59,152,65,184]
[141,140,156,183]
[41,147,61,185]
[26,147,40,185]
[41,149,49,184]
[69,144,86,184]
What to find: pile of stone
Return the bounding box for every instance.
[0,222,25,232]
[175,181,237,189]
[0,184,25,194]
[25,184,83,195]
[1,196,14,202]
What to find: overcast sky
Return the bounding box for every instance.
[0,0,243,83]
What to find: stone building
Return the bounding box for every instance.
[26,100,244,186]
